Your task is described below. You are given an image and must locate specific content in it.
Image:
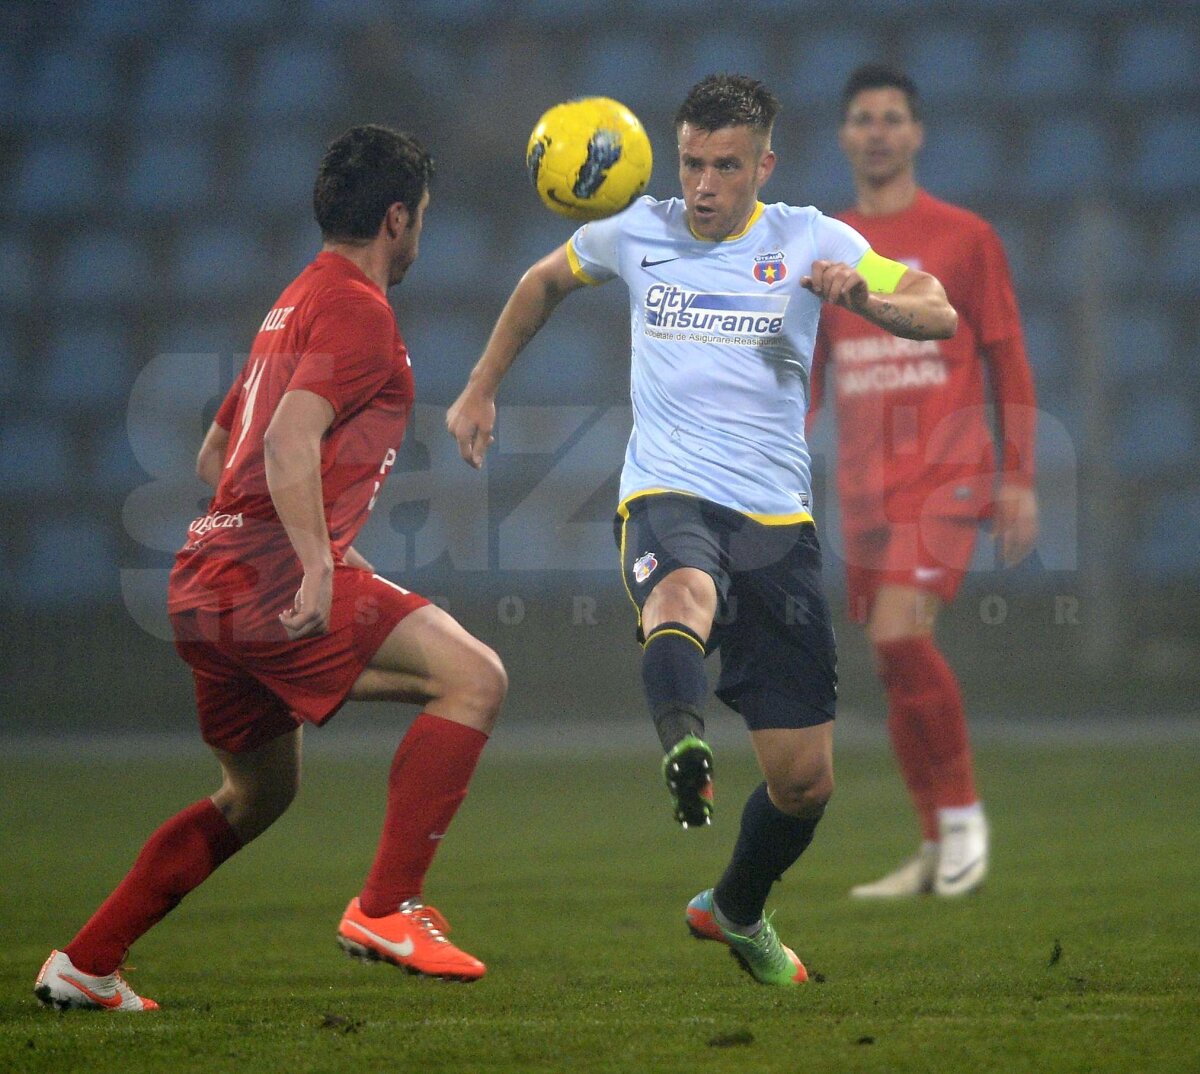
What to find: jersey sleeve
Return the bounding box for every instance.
[287,294,397,420]
[967,224,1023,347]
[567,211,627,285]
[812,213,870,270]
[213,366,245,430]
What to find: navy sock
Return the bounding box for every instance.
[641,621,708,751]
[713,782,822,928]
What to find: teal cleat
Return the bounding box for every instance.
[661,735,714,828]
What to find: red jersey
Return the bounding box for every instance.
[168,252,414,626]
[811,190,1036,526]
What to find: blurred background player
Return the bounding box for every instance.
[35,126,507,1011]
[448,74,956,985]
[810,65,1039,898]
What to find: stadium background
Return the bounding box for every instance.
[1,0,1197,737]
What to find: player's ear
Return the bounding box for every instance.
[385,202,409,238]
[758,149,777,187]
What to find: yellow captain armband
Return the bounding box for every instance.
[856,248,908,294]
[565,239,601,285]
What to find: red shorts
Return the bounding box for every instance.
[842,514,979,624]
[171,567,429,753]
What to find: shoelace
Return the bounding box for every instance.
[399,901,451,943]
[738,916,790,972]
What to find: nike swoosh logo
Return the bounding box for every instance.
[343,919,415,958]
[640,255,679,268]
[940,856,983,885]
[61,973,124,1009]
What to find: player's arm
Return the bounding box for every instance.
[802,250,957,341]
[448,244,589,468]
[195,421,230,489]
[984,335,1039,566]
[263,389,336,639]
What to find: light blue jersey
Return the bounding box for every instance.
[569,197,873,521]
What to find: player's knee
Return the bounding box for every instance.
[769,769,833,818]
[215,770,299,843]
[443,643,507,732]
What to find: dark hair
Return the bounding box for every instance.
[841,64,921,121]
[675,73,780,136]
[313,125,434,242]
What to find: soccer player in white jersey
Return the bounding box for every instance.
[449,74,957,986]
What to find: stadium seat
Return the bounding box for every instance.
[75,0,164,39]
[1022,116,1110,198]
[304,0,391,27]
[678,32,770,91]
[189,0,276,33]
[1141,489,1200,576]
[0,234,34,306]
[19,518,119,605]
[405,0,496,21]
[1007,24,1091,99]
[175,224,270,297]
[15,47,116,124]
[584,31,666,105]
[920,120,1002,200]
[1111,21,1198,96]
[0,326,16,397]
[248,42,345,119]
[1113,393,1194,475]
[56,232,152,305]
[40,323,132,407]
[1043,207,1140,295]
[1160,211,1200,293]
[124,138,216,214]
[1107,309,1174,381]
[1133,113,1200,196]
[1020,309,1069,392]
[905,28,989,103]
[238,128,324,212]
[795,129,853,211]
[136,44,229,121]
[0,419,73,493]
[789,30,878,107]
[12,141,105,215]
[93,423,149,490]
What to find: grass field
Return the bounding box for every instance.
[2,725,1198,1074]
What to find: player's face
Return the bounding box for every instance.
[677,122,775,241]
[388,189,430,285]
[839,88,923,186]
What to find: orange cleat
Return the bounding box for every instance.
[337,897,485,981]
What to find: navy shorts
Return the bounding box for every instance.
[614,492,837,730]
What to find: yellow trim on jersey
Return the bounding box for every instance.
[617,488,812,526]
[743,509,814,526]
[565,239,601,286]
[687,201,765,242]
[617,510,642,629]
[643,626,706,655]
[856,248,908,294]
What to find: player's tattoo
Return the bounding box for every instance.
[870,299,927,340]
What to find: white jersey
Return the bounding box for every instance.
[569,196,870,520]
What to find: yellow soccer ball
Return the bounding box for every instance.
[526,97,653,221]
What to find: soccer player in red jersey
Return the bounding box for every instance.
[810,66,1039,897]
[35,127,506,1011]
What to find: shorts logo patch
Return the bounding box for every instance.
[753,250,787,285]
[633,551,659,585]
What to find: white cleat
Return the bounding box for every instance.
[935,811,989,897]
[34,950,158,1012]
[850,842,938,898]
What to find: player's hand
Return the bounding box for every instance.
[280,567,333,640]
[801,260,870,313]
[993,482,1039,566]
[447,386,497,469]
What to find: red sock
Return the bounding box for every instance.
[876,637,978,840]
[358,713,488,917]
[65,799,242,975]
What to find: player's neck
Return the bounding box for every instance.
[853,173,920,218]
[322,241,391,293]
